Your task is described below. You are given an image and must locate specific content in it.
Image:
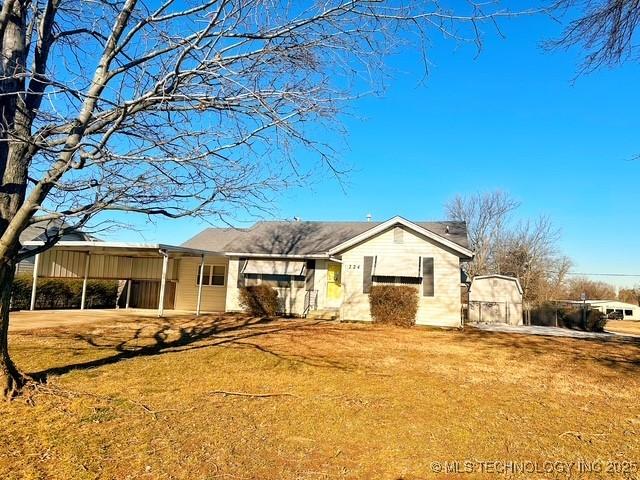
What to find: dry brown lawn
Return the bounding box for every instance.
[2,312,640,479]
[607,320,640,337]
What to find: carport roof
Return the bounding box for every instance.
[22,241,220,258]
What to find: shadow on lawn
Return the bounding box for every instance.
[457,328,640,374]
[28,314,336,382]
[25,315,640,383]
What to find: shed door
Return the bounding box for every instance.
[327,263,342,301]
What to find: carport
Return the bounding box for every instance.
[22,241,220,316]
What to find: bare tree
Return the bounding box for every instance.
[493,216,563,305]
[565,276,617,300]
[619,286,640,306]
[549,0,640,73]
[0,1,530,396]
[544,254,573,300]
[445,190,520,277]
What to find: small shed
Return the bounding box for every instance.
[468,274,523,325]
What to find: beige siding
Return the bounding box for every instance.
[338,226,463,327]
[275,287,306,314]
[225,257,241,312]
[15,258,35,276]
[314,259,329,310]
[224,256,308,315]
[173,256,228,312]
[37,250,179,280]
[39,250,86,277]
[469,277,523,325]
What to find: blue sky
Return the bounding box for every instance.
[111,12,640,287]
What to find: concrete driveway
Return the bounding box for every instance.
[469,322,640,343]
[8,309,195,331]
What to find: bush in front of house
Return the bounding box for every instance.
[369,285,419,327]
[11,275,118,310]
[239,285,279,317]
[585,309,607,332]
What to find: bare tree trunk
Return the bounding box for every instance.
[0,261,26,398]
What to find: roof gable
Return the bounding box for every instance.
[472,274,523,295]
[328,216,473,258]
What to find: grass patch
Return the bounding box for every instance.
[606,319,640,337]
[2,312,640,479]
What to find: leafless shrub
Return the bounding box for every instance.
[369,285,419,327]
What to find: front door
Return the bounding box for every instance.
[327,263,342,302]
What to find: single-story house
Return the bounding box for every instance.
[22,216,474,327]
[467,274,523,325]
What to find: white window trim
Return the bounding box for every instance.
[197,264,226,288]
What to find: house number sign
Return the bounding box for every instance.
[346,264,361,270]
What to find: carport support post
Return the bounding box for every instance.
[125,280,131,309]
[80,253,91,310]
[30,253,40,311]
[196,255,205,316]
[158,251,169,317]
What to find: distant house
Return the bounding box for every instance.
[468,274,523,325]
[16,221,94,275]
[562,300,640,321]
[22,216,474,326]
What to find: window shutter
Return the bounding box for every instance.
[237,259,246,288]
[305,260,316,290]
[422,257,434,297]
[363,256,374,293]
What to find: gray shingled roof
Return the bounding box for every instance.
[182,220,469,256]
[19,220,94,243]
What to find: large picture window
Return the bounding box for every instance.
[197,265,226,286]
[243,273,305,288]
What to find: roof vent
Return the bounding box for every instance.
[366,213,372,222]
[445,225,450,234]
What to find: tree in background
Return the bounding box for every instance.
[0,0,531,397]
[565,277,618,301]
[493,216,567,305]
[445,191,571,305]
[444,191,520,277]
[618,286,640,306]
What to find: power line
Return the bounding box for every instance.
[566,272,640,278]
[541,270,640,278]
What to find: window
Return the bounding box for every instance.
[261,274,292,288]
[625,310,633,316]
[372,275,421,285]
[606,309,614,314]
[244,273,261,287]
[197,264,226,286]
[393,227,404,244]
[422,257,434,297]
[241,273,305,288]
